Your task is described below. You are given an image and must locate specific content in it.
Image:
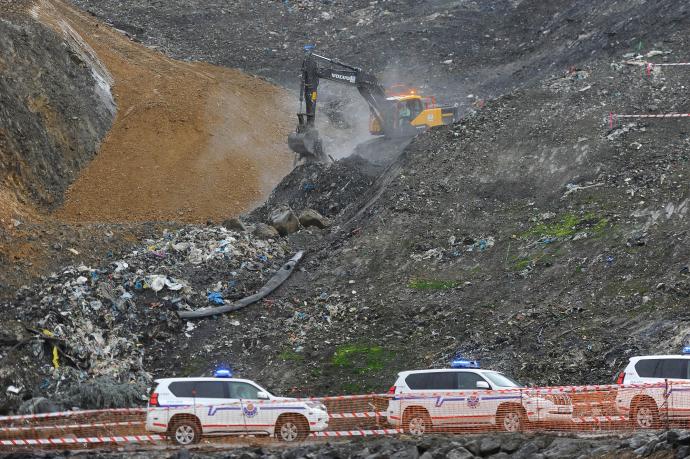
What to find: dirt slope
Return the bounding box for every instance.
[0,2,113,211]
[0,0,294,297]
[33,0,294,223]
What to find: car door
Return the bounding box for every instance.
[404,372,456,428]
[193,381,244,434]
[228,381,273,434]
[454,372,493,427]
[658,359,690,420]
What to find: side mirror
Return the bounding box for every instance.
[256,391,270,400]
[476,381,491,390]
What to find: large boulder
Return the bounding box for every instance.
[270,207,300,236]
[0,320,30,345]
[298,208,331,229]
[222,217,247,232]
[253,223,280,239]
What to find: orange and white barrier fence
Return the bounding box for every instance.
[311,429,402,438]
[0,407,145,423]
[0,435,164,446]
[646,62,690,76]
[609,112,690,128]
[4,382,690,450]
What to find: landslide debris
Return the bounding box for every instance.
[35,0,294,224]
[69,0,690,102]
[0,223,290,412]
[1,0,690,428]
[0,0,296,297]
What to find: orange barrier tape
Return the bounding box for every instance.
[0,408,146,423]
[0,435,164,446]
[4,382,690,450]
[0,421,144,433]
[310,429,402,437]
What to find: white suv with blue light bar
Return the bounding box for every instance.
[385,359,573,434]
[146,371,328,445]
[615,349,690,429]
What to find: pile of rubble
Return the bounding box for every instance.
[47,431,690,458]
[0,223,295,413]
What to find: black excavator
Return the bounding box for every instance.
[288,46,459,163]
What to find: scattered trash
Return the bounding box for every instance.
[464,237,495,252]
[0,224,291,410]
[207,291,225,305]
[6,386,21,395]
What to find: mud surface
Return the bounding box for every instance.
[37,0,294,224]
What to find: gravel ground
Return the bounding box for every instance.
[8,431,690,458]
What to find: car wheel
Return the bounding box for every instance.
[403,409,431,436]
[276,415,308,442]
[632,401,660,429]
[169,418,201,445]
[498,407,525,433]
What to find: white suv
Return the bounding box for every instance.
[385,368,573,434]
[615,354,690,428]
[146,376,328,444]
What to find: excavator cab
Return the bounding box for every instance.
[369,95,424,136]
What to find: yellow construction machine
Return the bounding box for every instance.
[288,47,459,162]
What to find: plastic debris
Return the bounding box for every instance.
[207,291,225,305]
[0,224,290,410]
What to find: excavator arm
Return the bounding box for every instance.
[288,48,395,162]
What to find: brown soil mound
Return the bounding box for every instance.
[37,0,293,223]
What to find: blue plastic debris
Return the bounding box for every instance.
[207,291,225,305]
[257,254,268,262]
[303,183,316,191]
[134,280,143,291]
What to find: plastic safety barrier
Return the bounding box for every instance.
[3,382,690,451]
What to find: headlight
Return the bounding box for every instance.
[305,401,327,411]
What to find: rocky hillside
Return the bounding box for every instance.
[0,5,114,209]
[70,0,690,101]
[177,51,689,396]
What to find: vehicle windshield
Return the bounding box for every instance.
[483,372,522,388]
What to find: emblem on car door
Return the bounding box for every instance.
[243,403,259,417]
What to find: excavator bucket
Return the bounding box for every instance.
[288,115,327,163]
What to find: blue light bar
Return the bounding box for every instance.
[214,368,233,378]
[451,358,480,369]
[682,346,690,355]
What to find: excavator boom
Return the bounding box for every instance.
[287,48,394,162]
[287,47,459,162]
